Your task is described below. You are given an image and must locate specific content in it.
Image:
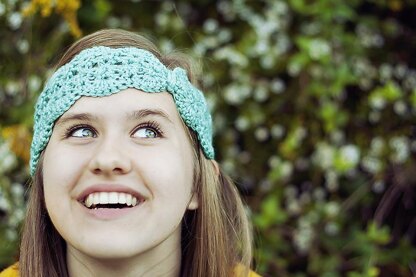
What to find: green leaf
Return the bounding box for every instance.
[254,194,288,229]
[366,222,390,245]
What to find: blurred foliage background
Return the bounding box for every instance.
[1,0,416,276]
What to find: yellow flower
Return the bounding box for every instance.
[56,0,82,37]
[22,0,82,38]
[388,0,403,11]
[1,125,32,164]
[22,0,53,17]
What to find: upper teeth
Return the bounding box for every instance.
[84,192,138,208]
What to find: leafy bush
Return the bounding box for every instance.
[1,0,415,276]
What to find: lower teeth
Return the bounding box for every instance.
[89,204,130,209]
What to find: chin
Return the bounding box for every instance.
[74,241,146,260]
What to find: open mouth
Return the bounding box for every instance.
[82,191,142,209]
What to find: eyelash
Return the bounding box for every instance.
[63,121,164,139]
[131,121,164,137]
[64,124,95,139]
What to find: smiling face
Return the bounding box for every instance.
[42,89,198,272]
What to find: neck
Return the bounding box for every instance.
[66,239,181,277]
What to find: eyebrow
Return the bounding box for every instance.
[55,113,98,127]
[126,108,174,124]
[55,108,173,127]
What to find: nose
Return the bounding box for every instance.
[88,138,132,176]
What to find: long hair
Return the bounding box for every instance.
[19,29,253,277]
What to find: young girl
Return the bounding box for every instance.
[0,29,258,277]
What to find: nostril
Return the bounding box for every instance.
[92,167,126,175]
[112,167,127,174]
[89,154,132,175]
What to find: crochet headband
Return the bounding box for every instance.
[30,46,214,175]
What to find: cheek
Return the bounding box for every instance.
[42,144,91,193]
[42,148,70,210]
[138,146,194,199]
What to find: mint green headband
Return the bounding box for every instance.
[30,46,214,175]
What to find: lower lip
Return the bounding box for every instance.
[79,202,143,220]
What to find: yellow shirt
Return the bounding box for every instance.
[0,263,18,277]
[0,263,261,277]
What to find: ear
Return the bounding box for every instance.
[187,160,219,211]
[187,193,199,210]
[211,160,220,176]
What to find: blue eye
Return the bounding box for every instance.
[132,121,162,139]
[68,126,97,138]
[133,127,158,138]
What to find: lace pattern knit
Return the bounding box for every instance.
[30,46,214,175]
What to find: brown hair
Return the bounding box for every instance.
[19,29,253,277]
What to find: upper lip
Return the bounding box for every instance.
[77,184,146,203]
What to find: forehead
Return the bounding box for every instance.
[64,88,180,120]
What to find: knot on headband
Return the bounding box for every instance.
[166,67,186,92]
[30,46,214,175]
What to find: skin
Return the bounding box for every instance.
[42,89,198,277]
